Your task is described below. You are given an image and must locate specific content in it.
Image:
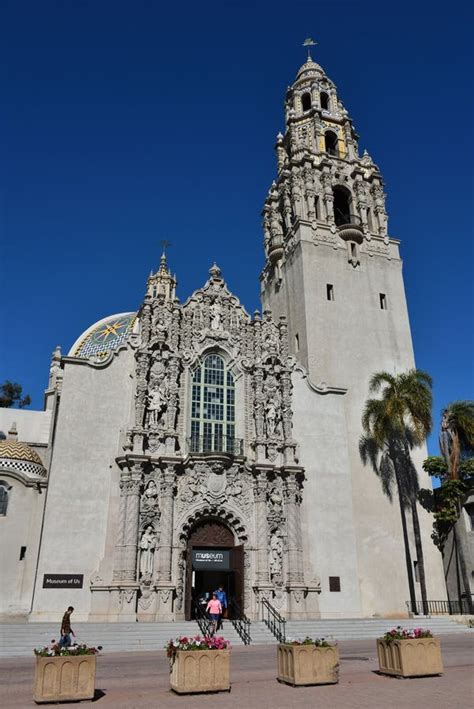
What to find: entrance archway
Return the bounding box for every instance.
[184,519,244,621]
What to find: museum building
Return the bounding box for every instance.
[0,56,447,622]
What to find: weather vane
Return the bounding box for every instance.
[302,37,317,60]
[160,239,170,256]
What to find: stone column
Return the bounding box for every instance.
[122,463,143,581]
[253,469,270,585]
[112,477,128,581]
[156,463,176,584]
[283,472,304,585]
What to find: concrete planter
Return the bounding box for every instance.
[33,654,96,703]
[170,649,230,694]
[376,637,443,677]
[277,643,339,686]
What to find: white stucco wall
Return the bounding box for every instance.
[31,349,134,621]
[0,475,46,616]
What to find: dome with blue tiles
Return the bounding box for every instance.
[69,312,137,360]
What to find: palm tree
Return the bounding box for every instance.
[439,400,474,612]
[360,369,433,615]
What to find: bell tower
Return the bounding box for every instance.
[261,52,413,390]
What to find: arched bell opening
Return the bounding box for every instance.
[320,91,330,110]
[183,518,244,621]
[333,185,353,226]
[324,130,338,156]
[301,92,312,112]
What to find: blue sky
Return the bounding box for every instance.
[1,0,473,454]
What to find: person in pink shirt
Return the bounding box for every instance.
[206,593,222,635]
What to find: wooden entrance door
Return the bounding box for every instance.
[184,520,236,620]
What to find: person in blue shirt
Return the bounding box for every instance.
[214,585,227,629]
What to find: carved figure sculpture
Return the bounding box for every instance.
[147,384,167,427]
[141,480,159,513]
[210,301,222,330]
[269,529,283,577]
[139,526,156,577]
[265,400,278,437]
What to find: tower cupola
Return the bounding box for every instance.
[147,251,177,301]
[261,48,389,277]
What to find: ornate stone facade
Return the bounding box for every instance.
[87,254,311,620]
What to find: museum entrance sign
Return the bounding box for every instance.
[43,574,84,589]
[192,549,230,570]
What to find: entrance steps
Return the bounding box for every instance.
[0,617,470,657]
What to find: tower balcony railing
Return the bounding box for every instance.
[187,435,244,456]
[335,213,362,229]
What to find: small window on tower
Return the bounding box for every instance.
[19,546,27,561]
[320,92,329,110]
[367,207,374,232]
[314,195,320,220]
[325,131,338,156]
[327,284,334,301]
[301,93,311,112]
[380,293,387,310]
[295,333,300,352]
[329,576,341,592]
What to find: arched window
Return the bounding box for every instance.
[0,481,10,516]
[333,186,352,226]
[191,354,235,453]
[320,92,329,110]
[325,130,338,156]
[301,93,312,112]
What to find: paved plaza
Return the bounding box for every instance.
[1,634,473,708]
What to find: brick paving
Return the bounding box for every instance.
[0,634,473,708]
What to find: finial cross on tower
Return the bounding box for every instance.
[302,37,317,60]
[160,239,170,256]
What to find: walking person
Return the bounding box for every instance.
[205,593,222,636]
[214,585,228,630]
[59,606,75,648]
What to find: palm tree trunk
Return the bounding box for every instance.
[410,499,428,614]
[393,465,417,614]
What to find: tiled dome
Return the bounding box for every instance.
[0,440,46,477]
[69,312,137,360]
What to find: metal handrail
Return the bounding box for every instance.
[261,597,286,643]
[187,436,243,455]
[191,597,214,636]
[229,598,251,645]
[407,599,472,616]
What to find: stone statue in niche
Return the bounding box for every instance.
[147,382,167,427]
[210,301,222,330]
[141,480,159,513]
[262,371,281,439]
[265,400,279,437]
[268,486,284,526]
[269,529,283,579]
[139,526,156,577]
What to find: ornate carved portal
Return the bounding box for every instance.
[184,520,243,621]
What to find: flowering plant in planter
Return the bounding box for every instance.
[381,626,433,643]
[165,634,230,662]
[285,636,333,647]
[34,640,103,657]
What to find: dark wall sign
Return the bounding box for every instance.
[192,549,230,571]
[43,574,84,589]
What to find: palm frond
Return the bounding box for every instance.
[369,371,396,394]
